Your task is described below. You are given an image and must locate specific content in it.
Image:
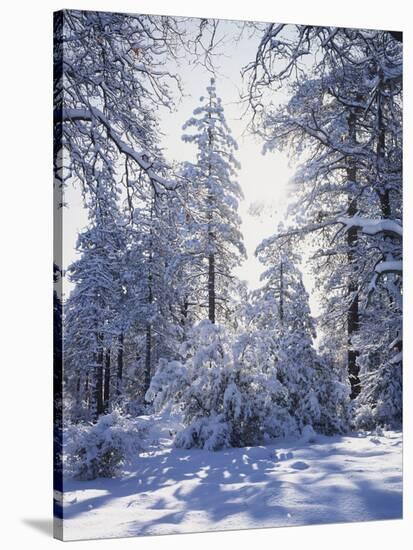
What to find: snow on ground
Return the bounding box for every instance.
[62,421,402,541]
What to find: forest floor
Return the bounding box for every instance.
[62,417,402,541]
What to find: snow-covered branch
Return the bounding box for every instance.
[338,216,402,239]
[60,107,176,191]
[374,260,402,275]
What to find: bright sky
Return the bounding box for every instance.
[157,20,295,289]
[62,18,320,313]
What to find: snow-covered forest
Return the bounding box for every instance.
[54,11,402,540]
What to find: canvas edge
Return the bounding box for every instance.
[53,8,64,542]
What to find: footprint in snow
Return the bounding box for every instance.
[291,461,310,470]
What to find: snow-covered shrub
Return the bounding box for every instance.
[148,320,295,450]
[148,260,353,450]
[123,399,151,418]
[354,360,402,430]
[174,414,231,451]
[316,376,351,434]
[232,329,300,440]
[148,321,244,449]
[273,332,321,432]
[353,404,375,430]
[352,299,402,431]
[250,243,351,437]
[65,410,146,480]
[313,352,351,434]
[146,358,188,413]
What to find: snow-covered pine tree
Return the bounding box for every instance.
[64,179,126,422]
[57,10,182,419]
[253,237,350,434]
[259,67,377,400]
[353,278,402,429]
[57,14,229,419]
[122,182,186,404]
[244,27,402,426]
[181,79,246,324]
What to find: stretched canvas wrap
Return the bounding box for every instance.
[53,9,403,541]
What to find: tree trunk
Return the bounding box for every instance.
[207,93,216,324]
[144,202,154,398]
[103,348,111,412]
[376,77,391,220]
[375,78,402,366]
[74,372,81,417]
[379,190,391,219]
[85,373,89,409]
[347,110,360,400]
[347,215,361,400]
[116,333,124,397]
[144,324,152,396]
[93,334,104,420]
[279,260,284,326]
[181,297,189,326]
[208,252,216,323]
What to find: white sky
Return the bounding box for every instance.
[62,18,318,314]
[159,21,295,289]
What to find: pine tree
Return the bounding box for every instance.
[253,241,323,433]
[353,282,402,429]
[64,181,125,421]
[245,25,402,427]
[181,79,246,324]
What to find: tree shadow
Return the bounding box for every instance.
[61,434,402,537]
[62,445,283,523]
